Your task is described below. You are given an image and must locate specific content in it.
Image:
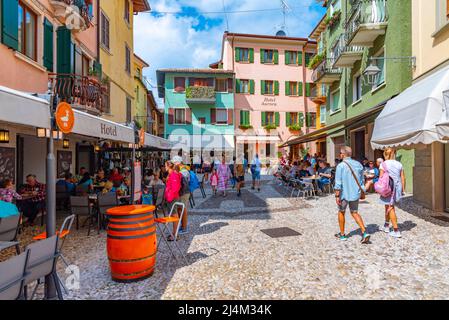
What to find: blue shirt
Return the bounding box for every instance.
[334,158,365,201]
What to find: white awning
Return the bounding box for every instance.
[236,135,281,142]
[144,133,173,150]
[436,90,449,139]
[371,65,449,149]
[168,134,235,150]
[0,85,51,129]
[72,110,134,143]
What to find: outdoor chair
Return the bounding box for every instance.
[0,250,29,300]
[70,196,95,236]
[0,213,22,254]
[301,180,317,199]
[199,175,206,198]
[155,202,188,265]
[23,235,63,300]
[97,193,118,230]
[154,187,166,218]
[189,192,195,208]
[56,183,70,210]
[75,185,89,196]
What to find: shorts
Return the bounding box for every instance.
[180,193,190,207]
[236,176,245,182]
[338,200,359,213]
[252,171,261,180]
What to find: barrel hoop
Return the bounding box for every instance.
[108,217,153,225]
[107,231,156,240]
[111,266,155,278]
[109,252,156,263]
[107,225,155,232]
[106,212,153,220]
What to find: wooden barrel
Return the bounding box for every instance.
[106,205,157,282]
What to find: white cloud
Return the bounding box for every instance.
[133,0,325,105]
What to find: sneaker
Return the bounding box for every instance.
[335,233,348,241]
[178,228,189,235]
[389,230,402,238]
[361,232,371,244]
[383,225,391,233]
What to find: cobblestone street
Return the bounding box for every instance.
[3,176,449,300]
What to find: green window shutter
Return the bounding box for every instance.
[261,112,266,126]
[2,0,19,50]
[235,79,241,93]
[306,113,312,127]
[275,112,280,127]
[249,48,254,63]
[298,51,303,66]
[305,53,310,66]
[261,80,265,94]
[274,50,279,65]
[249,79,255,94]
[286,112,291,126]
[260,49,265,63]
[285,51,290,65]
[246,111,250,125]
[240,110,244,125]
[235,47,240,62]
[305,83,311,97]
[298,113,304,127]
[57,26,75,74]
[43,18,54,72]
[298,82,303,96]
[274,81,279,95]
[285,81,290,96]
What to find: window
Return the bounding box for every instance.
[263,81,274,95]
[18,2,37,60]
[331,89,340,112]
[353,73,362,102]
[198,117,206,124]
[125,44,131,73]
[216,109,228,124]
[286,81,298,96]
[436,0,449,30]
[263,49,274,63]
[215,79,227,92]
[305,53,314,67]
[126,97,132,123]
[124,0,130,24]
[240,110,250,125]
[265,112,275,125]
[320,106,326,124]
[236,47,250,62]
[287,112,299,126]
[373,49,385,89]
[190,78,213,87]
[285,51,298,65]
[100,11,110,49]
[307,112,317,128]
[238,79,249,93]
[174,77,186,92]
[174,109,186,124]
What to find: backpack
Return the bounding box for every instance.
[374,162,395,198]
[189,171,200,192]
[179,171,190,196]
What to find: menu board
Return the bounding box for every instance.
[57,151,73,178]
[0,147,15,182]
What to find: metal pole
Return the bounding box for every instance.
[131,145,136,203]
[45,95,57,300]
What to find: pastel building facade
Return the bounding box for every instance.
[213,32,317,163]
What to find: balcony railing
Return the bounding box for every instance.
[311,84,328,104]
[49,73,109,115]
[346,0,388,46]
[50,0,93,31]
[311,58,342,84]
[185,86,216,104]
[331,33,364,68]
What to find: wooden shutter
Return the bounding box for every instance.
[240,110,245,125]
[1,0,19,50]
[245,111,250,125]
[298,82,303,96]
[249,48,254,63]
[261,80,265,94]
[298,51,303,66]
[285,51,290,65]
[227,78,234,93]
[305,83,311,97]
[43,18,54,72]
[285,81,290,96]
[185,108,192,124]
[275,112,280,127]
[274,50,279,65]
[261,112,266,126]
[227,109,233,125]
[168,108,174,124]
[210,108,216,124]
[235,79,241,93]
[286,112,291,126]
[274,81,279,95]
[235,47,240,62]
[260,49,265,63]
[306,113,311,127]
[249,80,255,94]
[57,26,75,74]
[298,113,304,127]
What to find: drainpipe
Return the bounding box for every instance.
[97,0,100,62]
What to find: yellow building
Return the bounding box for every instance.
[133,54,150,131]
[99,0,150,124]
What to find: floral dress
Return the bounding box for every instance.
[217,164,231,191]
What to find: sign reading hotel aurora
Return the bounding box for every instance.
[101,123,118,137]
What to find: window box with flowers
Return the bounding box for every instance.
[288,124,303,132]
[324,10,341,29]
[239,124,253,130]
[308,53,326,70]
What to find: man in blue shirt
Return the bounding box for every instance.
[334,146,370,243]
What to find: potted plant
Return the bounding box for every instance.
[264,124,277,131]
[239,124,253,130]
[288,124,303,132]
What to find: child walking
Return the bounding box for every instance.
[210,168,218,195]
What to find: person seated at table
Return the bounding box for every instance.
[317,160,333,192]
[109,168,124,188]
[143,169,154,186]
[364,159,382,192]
[117,177,130,196]
[0,179,22,203]
[298,163,311,178]
[101,181,116,195]
[288,162,299,179]
[74,167,87,183]
[304,161,315,176]
[56,172,76,196]
[150,169,165,187]
[18,174,46,226]
[94,169,108,185]
[77,172,94,193]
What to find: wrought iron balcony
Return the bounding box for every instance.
[49,73,109,115]
[311,58,342,84]
[331,33,364,68]
[50,0,93,31]
[346,0,388,47]
[185,86,216,104]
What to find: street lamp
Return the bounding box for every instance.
[363,56,416,85]
[63,139,70,149]
[0,129,10,143]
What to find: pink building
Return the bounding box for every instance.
[211,32,317,163]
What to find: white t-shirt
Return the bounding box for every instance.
[381,160,403,185]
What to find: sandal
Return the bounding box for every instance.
[167,235,179,241]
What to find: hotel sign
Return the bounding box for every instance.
[100,123,118,137]
[262,97,277,107]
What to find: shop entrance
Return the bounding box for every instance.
[353,129,366,162]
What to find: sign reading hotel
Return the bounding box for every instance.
[100,123,118,137]
[55,102,75,134]
[262,97,277,107]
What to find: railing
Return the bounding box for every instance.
[331,33,363,64]
[311,58,342,82]
[346,0,388,38]
[51,0,93,27]
[185,86,216,102]
[49,73,109,114]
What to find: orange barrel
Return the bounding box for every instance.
[106,205,157,282]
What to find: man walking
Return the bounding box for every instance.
[250,154,261,192]
[334,146,370,243]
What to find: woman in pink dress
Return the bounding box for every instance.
[217,158,231,197]
[210,168,218,195]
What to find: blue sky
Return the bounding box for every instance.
[134,0,326,105]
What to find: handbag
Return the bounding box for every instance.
[343,161,366,200]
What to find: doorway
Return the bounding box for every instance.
[353,129,366,161]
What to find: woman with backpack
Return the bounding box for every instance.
[164,160,182,240]
[377,148,406,238]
